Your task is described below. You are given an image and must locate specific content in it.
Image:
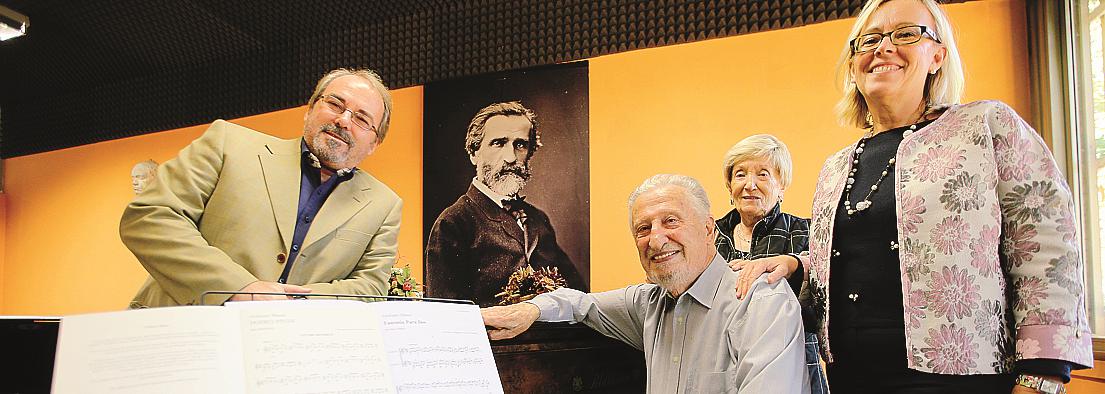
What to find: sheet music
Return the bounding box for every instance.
[51,306,246,394]
[371,302,503,394]
[1,315,60,320]
[227,300,395,394]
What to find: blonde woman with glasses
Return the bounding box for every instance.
[804,0,1091,392]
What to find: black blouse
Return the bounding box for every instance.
[827,121,918,369]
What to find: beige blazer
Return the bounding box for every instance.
[122,120,402,307]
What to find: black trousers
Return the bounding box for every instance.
[827,364,1015,393]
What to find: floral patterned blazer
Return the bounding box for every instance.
[808,100,1093,374]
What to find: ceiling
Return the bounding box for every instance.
[0,0,968,158]
[0,0,452,157]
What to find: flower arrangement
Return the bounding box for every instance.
[388,264,423,298]
[495,264,567,305]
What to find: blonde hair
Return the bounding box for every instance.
[721,134,793,191]
[834,0,964,128]
[307,68,394,143]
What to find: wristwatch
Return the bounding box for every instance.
[1015,374,1065,394]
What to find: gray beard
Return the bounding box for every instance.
[645,256,696,295]
[308,126,353,167]
[478,163,531,196]
[312,136,346,163]
[487,172,527,196]
[648,271,679,290]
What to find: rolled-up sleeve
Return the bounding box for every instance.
[527,286,648,351]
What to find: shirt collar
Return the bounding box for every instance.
[761,201,782,225]
[675,252,728,309]
[472,178,515,209]
[715,201,781,234]
[301,141,355,177]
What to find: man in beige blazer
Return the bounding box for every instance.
[122,68,402,308]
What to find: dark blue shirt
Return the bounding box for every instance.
[277,143,354,283]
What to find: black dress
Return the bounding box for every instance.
[826,121,1017,393]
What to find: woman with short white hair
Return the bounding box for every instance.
[716,133,827,394]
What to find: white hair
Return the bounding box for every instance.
[721,134,793,190]
[627,174,711,218]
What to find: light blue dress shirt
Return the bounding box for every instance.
[528,253,809,393]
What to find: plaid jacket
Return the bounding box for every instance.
[715,203,810,326]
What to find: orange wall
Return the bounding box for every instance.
[588,0,1031,289]
[0,193,6,310]
[1,0,1027,314]
[1070,359,1105,394]
[0,88,421,315]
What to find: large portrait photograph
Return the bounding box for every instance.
[423,62,590,307]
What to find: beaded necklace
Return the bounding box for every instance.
[843,117,926,216]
